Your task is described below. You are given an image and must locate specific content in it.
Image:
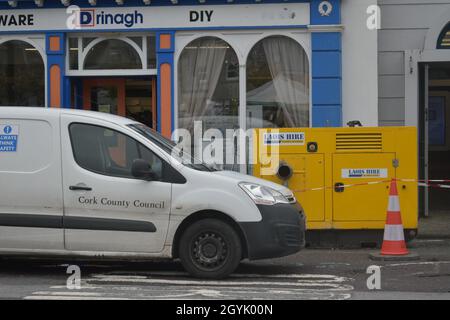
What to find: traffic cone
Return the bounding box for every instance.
[370,179,419,261]
[380,179,408,255]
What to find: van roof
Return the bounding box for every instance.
[0,107,138,126]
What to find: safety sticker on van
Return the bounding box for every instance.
[0,124,19,152]
[263,132,305,146]
[342,168,388,179]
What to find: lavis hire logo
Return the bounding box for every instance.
[66,5,143,30]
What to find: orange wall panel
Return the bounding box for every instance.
[160,63,172,138]
[50,65,61,108]
[49,36,61,52]
[159,34,172,50]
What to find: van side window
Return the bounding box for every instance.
[69,123,163,180]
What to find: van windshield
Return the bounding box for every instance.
[127,123,216,172]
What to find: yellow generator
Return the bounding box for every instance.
[251,127,418,247]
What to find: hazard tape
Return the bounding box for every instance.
[292,178,450,193]
[292,180,391,193]
[398,179,450,183]
[397,179,450,189]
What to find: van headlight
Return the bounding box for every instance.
[239,182,290,206]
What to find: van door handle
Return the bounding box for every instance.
[69,185,92,191]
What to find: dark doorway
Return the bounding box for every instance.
[428,63,450,212]
[420,62,450,216]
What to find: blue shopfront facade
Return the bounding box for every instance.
[0,0,343,137]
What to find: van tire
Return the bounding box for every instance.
[178,219,242,279]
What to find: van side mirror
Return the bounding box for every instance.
[132,159,154,181]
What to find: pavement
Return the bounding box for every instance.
[1,238,449,300]
[418,211,450,239]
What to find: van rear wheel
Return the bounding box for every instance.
[178,219,242,279]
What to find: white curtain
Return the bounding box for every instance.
[178,37,227,131]
[262,37,309,127]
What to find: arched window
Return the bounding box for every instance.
[0,40,45,107]
[84,39,142,70]
[437,22,450,49]
[178,36,239,134]
[246,36,309,128]
[177,36,239,170]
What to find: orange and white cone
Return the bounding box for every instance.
[380,179,409,255]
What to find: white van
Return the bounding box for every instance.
[0,107,306,279]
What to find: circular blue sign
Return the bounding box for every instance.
[3,126,12,134]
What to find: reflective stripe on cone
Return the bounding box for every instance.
[383,225,406,242]
[380,179,409,256]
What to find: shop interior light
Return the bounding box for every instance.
[143,0,151,4]
[170,0,178,4]
[115,0,124,4]
[88,0,97,6]
[7,1,17,8]
[34,0,44,7]
[227,0,234,3]
[61,0,70,6]
[198,0,206,3]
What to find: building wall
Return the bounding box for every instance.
[377,0,450,126]
[342,0,378,126]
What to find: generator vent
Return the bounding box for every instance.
[335,133,382,151]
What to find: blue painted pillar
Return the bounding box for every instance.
[310,0,342,127]
[46,33,70,108]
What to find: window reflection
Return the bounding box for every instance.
[84,39,142,70]
[178,37,239,170]
[438,22,450,49]
[246,36,309,129]
[0,40,45,107]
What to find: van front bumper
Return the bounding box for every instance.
[239,202,306,260]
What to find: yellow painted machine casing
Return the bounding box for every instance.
[252,127,418,231]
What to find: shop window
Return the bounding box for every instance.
[82,37,96,50]
[246,36,309,128]
[84,39,142,70]
[68,38,78,70]
[0,40,45,107]
[67,35,156,74]
[437,22,450,49]
[146,36,156,69]
[178,37,239,169]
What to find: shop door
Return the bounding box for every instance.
[83,78,126,117]
[332,153,396,222]
[83,78,157,129]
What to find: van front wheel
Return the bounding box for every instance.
[178,219,242,279]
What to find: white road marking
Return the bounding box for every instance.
[386,261,450,267]
[25,296,127,300]
[88,274,354,290]
[92,271,350,281]
[31,291,103,296]
[24,272,355,300]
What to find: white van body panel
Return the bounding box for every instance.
[171,172,262,222]
[0,108,64,250]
